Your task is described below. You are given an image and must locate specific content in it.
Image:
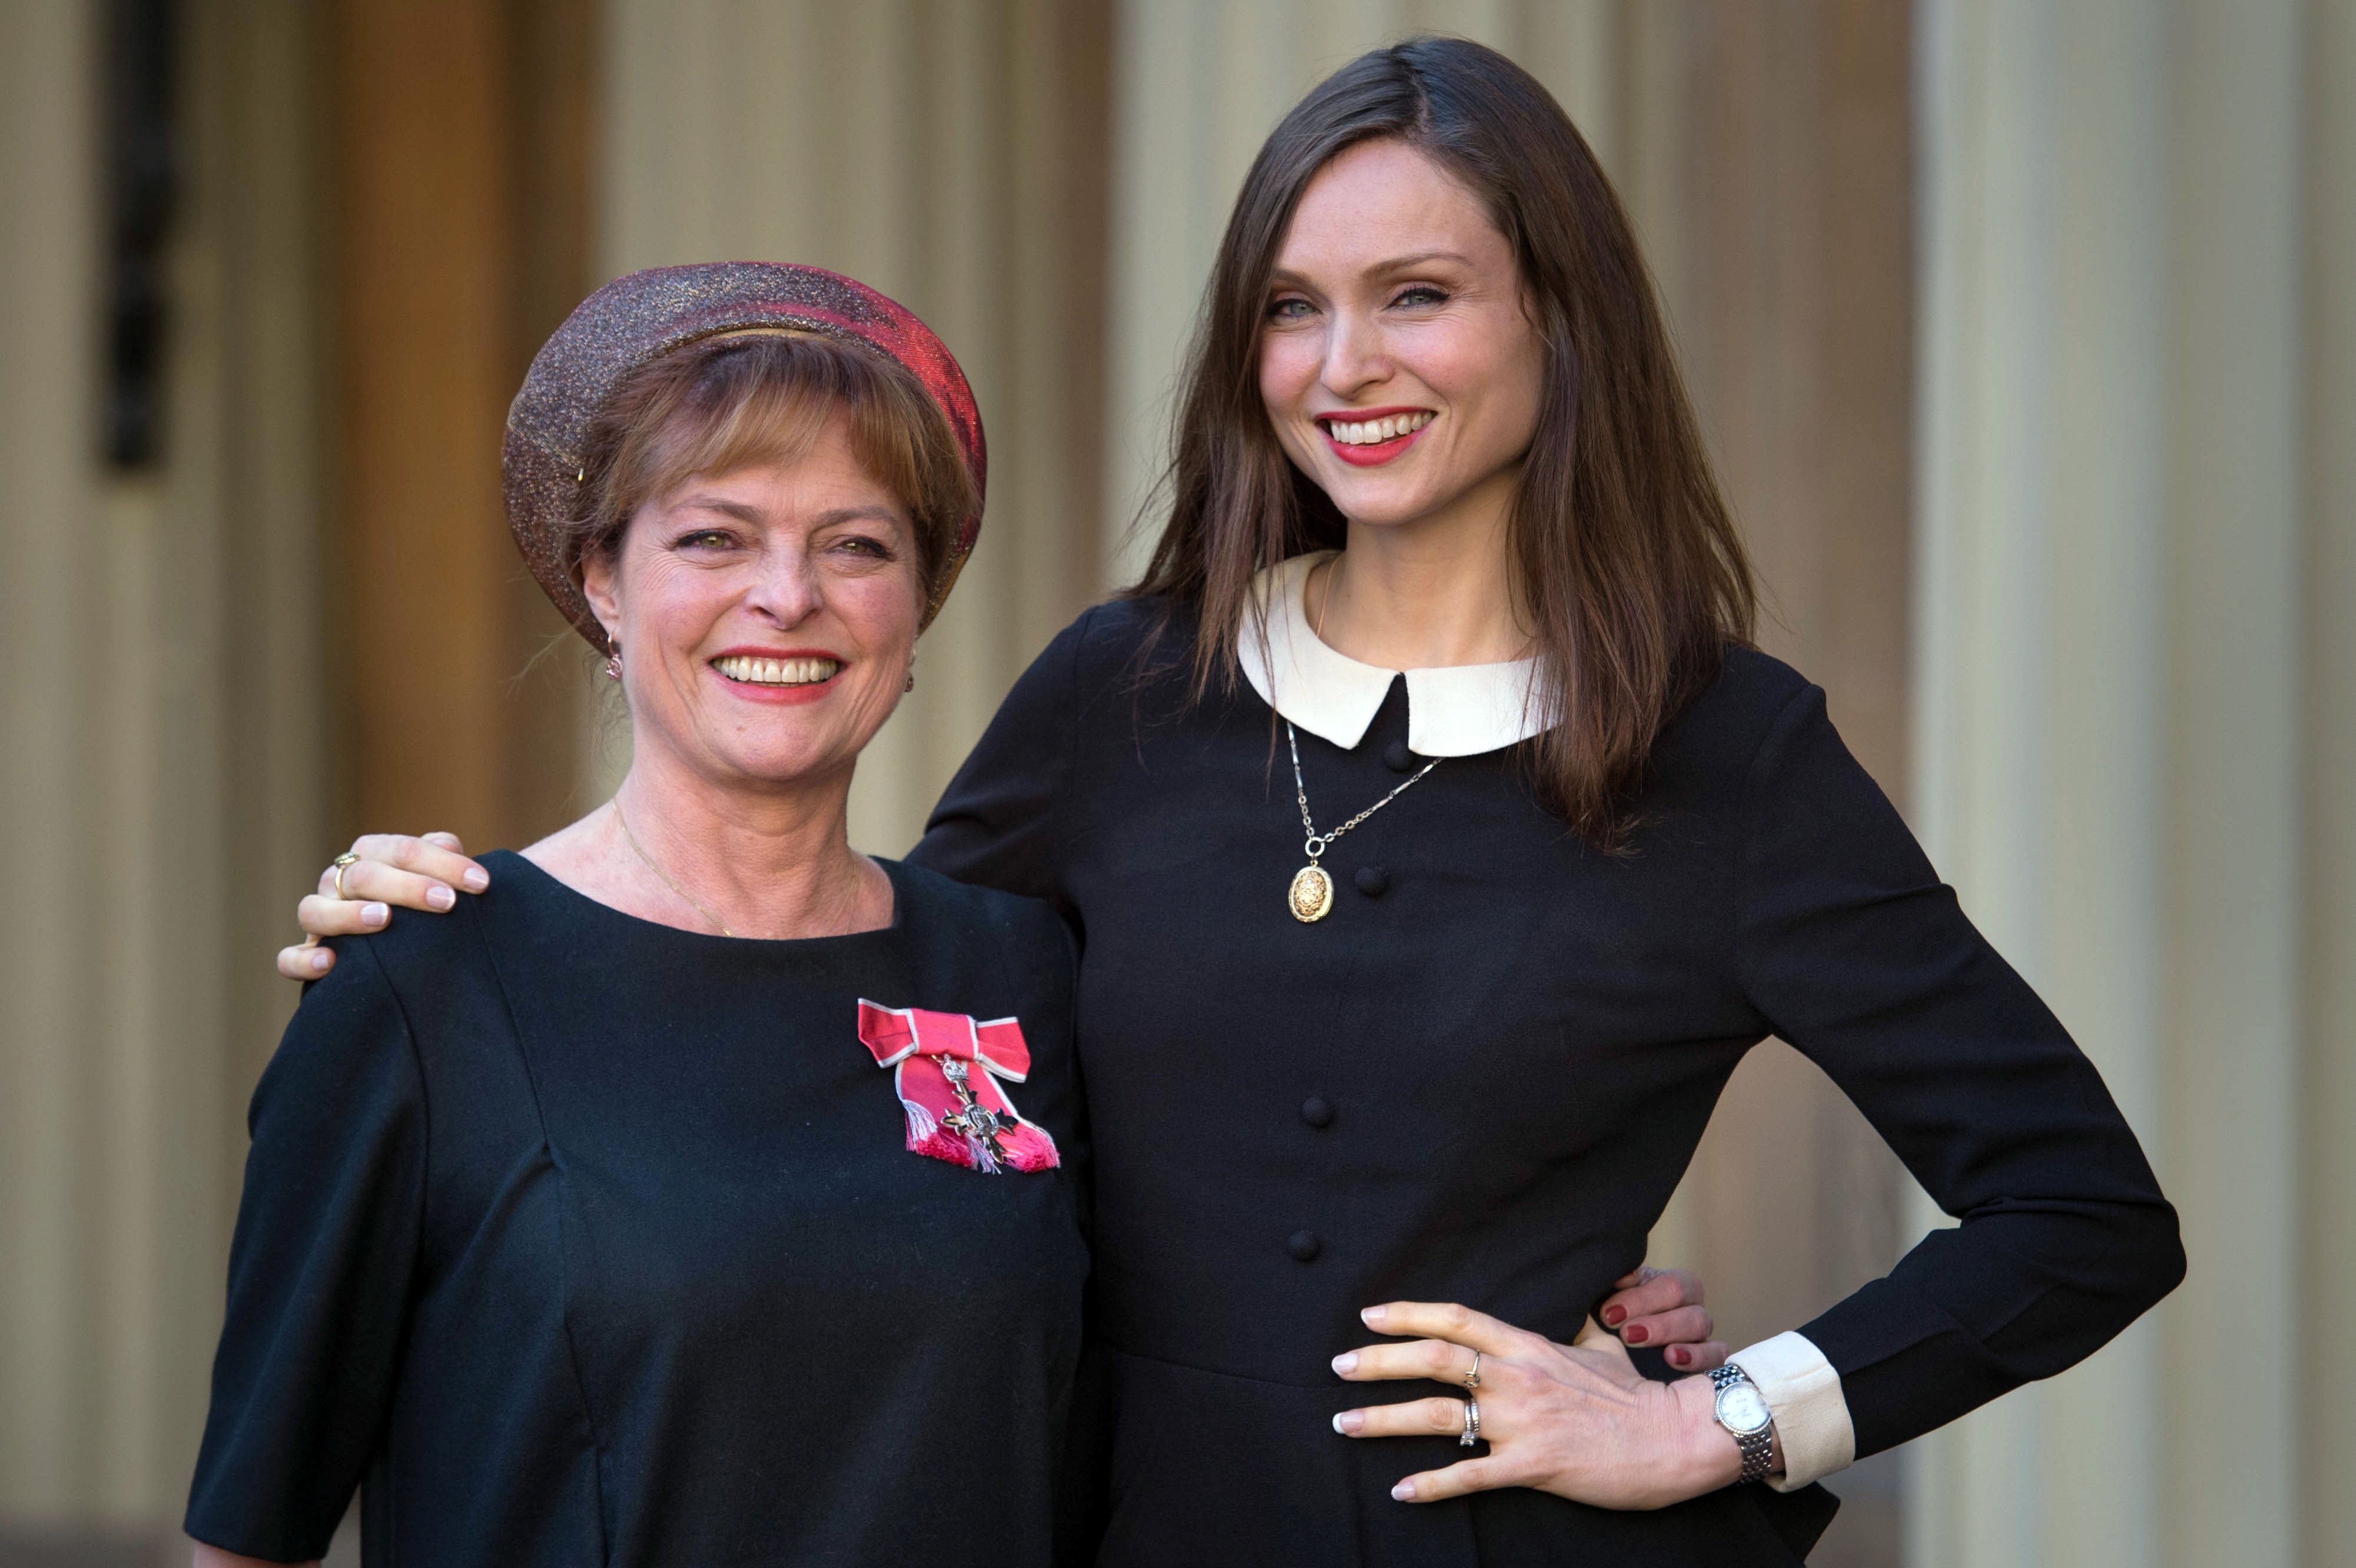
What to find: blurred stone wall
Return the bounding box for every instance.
[1910,3,2355,1565]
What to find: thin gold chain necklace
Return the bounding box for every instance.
[612,799,739,937]
[1285,554,1441,922]
[1284,723,1438,923]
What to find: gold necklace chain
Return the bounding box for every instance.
[1285,554,1442,922]
[612,798,739,938]
[1283,721,1439,923]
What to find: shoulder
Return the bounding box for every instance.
[1685,643,1817,729]
[287,859,519,1076]
[977,596,1203,754]
[1070,592,1185,655]
[887,859,1076,1010]
[258,928,439,1141]
[295,882,487,1037]
[1634,645,1842,832]
[338,862,510,992]
[1655,645,1820,770]
[1048,594,1199,695]
[890,859,1070,961]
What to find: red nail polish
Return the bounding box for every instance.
[1602,1305,1626,1327]
[1670,1347,1688,1366]
[1624,1324,1649,1344]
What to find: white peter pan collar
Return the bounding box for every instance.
[1236,552,1551,759]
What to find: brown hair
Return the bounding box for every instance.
[566,331,978,619]
[1130,36,1757,846]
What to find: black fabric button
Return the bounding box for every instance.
[1287,1230,1323,1262]
[1353,865,1388,898]
[1382,739,1416,772]
[1300,1095,1335,1128]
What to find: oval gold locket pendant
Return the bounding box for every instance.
[1288,863,1335,923]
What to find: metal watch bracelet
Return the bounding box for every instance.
[1708,1363,1777,1484]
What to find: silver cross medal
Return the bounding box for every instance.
[937,1055,1011,1168]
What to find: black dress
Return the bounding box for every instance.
[910,598,2184,1568]
[185,852,1089,1567]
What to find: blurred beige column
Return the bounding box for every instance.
[2302,2,2356,1562]
[600,0,1111,855]
[1911,1,2348,1563]
[0,0,330,1532]
[0,0,107,1521]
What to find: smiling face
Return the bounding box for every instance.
[580,415,923,796]
[1259,137,1546,536]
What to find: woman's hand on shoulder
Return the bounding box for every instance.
[1330,1301,1738,1511]
[1598,1265,1725,1373]
[277,832,489,981]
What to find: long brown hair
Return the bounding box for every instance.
[1130,35,1756,846]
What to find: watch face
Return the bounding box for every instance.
[1715,1384,1772,1435]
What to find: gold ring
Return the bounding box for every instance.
[331,851,360,901]
[1464,1350,1482,1391]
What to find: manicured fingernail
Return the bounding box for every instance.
[310,949,331,973]
[1391,1480,1417,1501]
[1332,1352,1358,1376]
[427,885,456,911]
[1602,1305,1627,1327]
[1332,1411,1363,1434]
[1669,1347,1690,1366]
[362,903,389,926]
[1361,1305,1387,1326]
[1624,1324,1649,1344]
[462,866,489,892]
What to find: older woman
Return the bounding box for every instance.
[185,267,1091,1566]
[273,36,2181,1568]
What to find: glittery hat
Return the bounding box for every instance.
[503,262,987,649]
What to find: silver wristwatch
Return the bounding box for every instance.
[1708,1363,1776,1484]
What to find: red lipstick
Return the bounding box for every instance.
[1316,406,1435,468]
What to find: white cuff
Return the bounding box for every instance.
[1730,1330,1854,1491]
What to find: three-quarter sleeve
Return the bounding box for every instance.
[909,606,1096,910]
[1734,683,2184,1460]
[185,938,427,1562]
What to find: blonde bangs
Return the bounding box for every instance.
[638,368,834,514]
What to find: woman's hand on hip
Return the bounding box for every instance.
[1598,1265,1725,1372]
[1330,1301,1739,1510]
[277,831,489,981]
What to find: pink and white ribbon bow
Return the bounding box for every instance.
[855,1000,1061,1174]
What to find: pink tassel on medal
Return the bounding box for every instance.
[855,1001,1061,1174]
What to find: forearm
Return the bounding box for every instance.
[1801,1197,2184,1457]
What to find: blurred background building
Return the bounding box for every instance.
[0,1,2347,1563]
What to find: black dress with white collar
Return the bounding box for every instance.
[911,589,2181,1568]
